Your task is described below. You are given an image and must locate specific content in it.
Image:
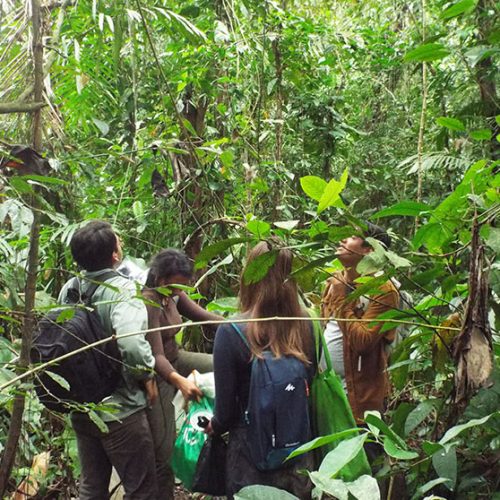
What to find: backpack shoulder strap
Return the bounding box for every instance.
[231,322,250,350]
[81,270,119,305]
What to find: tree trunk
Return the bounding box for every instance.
[452,217,493,418]
[0,0,44,494]
[476,0,500,160]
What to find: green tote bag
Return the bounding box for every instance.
[311,320,371,481]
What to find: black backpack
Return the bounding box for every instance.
[31,272,122,412]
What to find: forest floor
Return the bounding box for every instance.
[109,472,195,499]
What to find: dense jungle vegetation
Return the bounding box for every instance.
[0,0,499,498]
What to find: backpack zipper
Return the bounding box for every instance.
[357,356,362,372]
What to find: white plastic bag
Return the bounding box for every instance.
[173,370,215,431]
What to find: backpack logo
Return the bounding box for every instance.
[284,383,295,392]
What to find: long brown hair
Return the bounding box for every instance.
[239,241,311,364]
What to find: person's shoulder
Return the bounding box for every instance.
[380,278,399,295]
[102,273,143,303]
[217,321,239,336]
[324,271,343,289]
[141,287,158,301]
[217,320,248,346]
[325,271,342,284]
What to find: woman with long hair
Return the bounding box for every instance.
[143,248,222,499]
[207,241,315,499]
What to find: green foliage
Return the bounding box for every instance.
[404,43,451,62]
[242,250,277,285]
[234,485,299,499]
[441,0,477,20]
[436,116,466,132]
[1,0,499,496]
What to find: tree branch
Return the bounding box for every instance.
[0,315,461,394]
[0,101,46,114]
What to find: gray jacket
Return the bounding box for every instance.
[58,268,155,421]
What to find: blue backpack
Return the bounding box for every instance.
[232,323,311,471]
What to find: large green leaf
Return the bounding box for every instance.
[371,201,430,218]
[23,174,68,186]
[412,222,453,253]
[415,478,451,497]
[317,170,348,214]
[364,412,407,449]
[439,412,499,444]
[234,485,299,499]
[347,275,389,301]
[273,220,300,231]
[383,438,419,460]
[291,255,335,280]
[441,0,477,20]
[0,367,16,394]
[422,441,444,456]
[300,175,327,201]
[404,43,450,62]
[356,244,386,275]
[88,410,109,433]
[0,199,34,238]
[432,445,457,490]
[287,428,362,459]
[484,226,500,253]
[195,237,250,269]
[436,116,466,131]
[470,129,493,141]
[45,370,70,391]
[247,219,271,237]
[206,296,239,313]
[319,433,369,477]
[404,399,436,436]
[242,250,277,285]
[385,250,412,268]
[465,46,500,67]
[346,475,380,500]
[308,472,349,500]
[308,473,380,500]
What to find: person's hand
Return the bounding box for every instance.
[144,378,158,407]
[169,372,203,401]
[204,419,214,435]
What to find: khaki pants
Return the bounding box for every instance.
[147,350,213,500]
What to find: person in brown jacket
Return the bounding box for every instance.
[320,223,399,428]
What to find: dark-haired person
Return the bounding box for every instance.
[320,223,399,462]
[142,249,222,499]
[206,242,315,499]
[58,220,158,499]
